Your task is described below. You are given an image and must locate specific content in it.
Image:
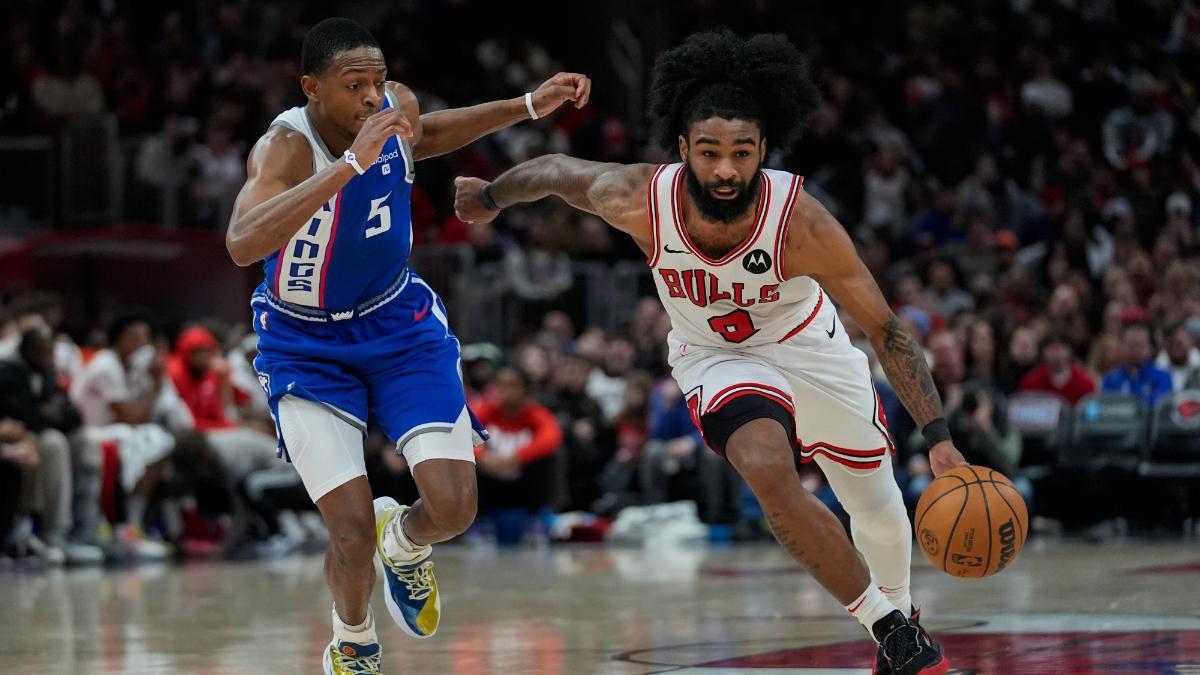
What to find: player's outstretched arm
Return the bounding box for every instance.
[225,109,411,266]
[453,154,657,243]
[403,72,591,161]
[783,191,968,476]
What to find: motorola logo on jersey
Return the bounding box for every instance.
[742,249,772,274]
[657,268,780,308]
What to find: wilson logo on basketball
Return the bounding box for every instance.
[997,520,1017,570]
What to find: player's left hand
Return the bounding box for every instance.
[929,441,968,477]
[530,72,592,117]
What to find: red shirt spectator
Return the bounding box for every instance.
[473,368,561,477]
[168,327,244,431]
[1018,332,1097,405]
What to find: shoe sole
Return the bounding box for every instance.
[921,656,950,674]
[321,641,334,675]
[372,496,438,639]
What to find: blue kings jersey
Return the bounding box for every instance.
[261,90,415,310]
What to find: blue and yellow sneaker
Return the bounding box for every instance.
[322,638,382,674]
[373,496,440,638]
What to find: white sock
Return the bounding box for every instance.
[332,605,378,644]
[877,582,912,617]
[383,508,428,563]
[845,584,897,639]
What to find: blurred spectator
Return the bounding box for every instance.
[998,325,1040,394]
[1020,54,1072,119]
[516,341,555,394]
[72,314,190,431]
[592,371,654,517]
[461,342,503,407]
[950,385,1024,485]
[926,258,974,321]
[69,315,179,559]
[505,220,573,331]
[964,319,998,385]
[1018,331,1097,405]
[474,367,562,544]
[862,142,910,234]
[587,335,636,421]
[187,126,245,228]
[1157,322,1200,392]
[167,327,240,432]
[0,419,38,554]
[30,47,104,126]
[0,328,102,564]
[1101,72,1175,171]
[928,330,967,411]
[1102,322,1174,408]
[544,353,611,513]
[639,379,742,525]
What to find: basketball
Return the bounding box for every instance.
[914,465,1028,578]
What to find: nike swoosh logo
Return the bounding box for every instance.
[414,300,431,321]
[825,319,837,339]
[663,245,691,254]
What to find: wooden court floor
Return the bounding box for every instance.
[2,540,1199,674]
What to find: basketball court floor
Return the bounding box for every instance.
[2,539,1198,674]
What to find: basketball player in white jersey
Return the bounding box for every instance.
[455,30,963,674]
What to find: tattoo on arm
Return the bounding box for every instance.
[878,316,944,427]
[488,154,608,214]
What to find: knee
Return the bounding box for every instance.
[327,515,377,564]
[725,430,796,494]
[423,480,477,536]
[849,492,909,545]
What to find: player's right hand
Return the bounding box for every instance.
[453,176,500,224]
[350,108,413,167]
[929,441,968,477]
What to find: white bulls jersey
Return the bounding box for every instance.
[649,163,894,471]
[647,163,822,349]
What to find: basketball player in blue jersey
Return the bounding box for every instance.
[455,31,961,674]
[225,18,590,674]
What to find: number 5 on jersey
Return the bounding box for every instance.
[365,192,392,238]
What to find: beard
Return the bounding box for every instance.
[684,162,763,224]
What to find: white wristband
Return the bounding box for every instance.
[524,92,539,120]
[343,149,366,175]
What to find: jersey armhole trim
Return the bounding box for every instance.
[774,175,804,283]
[645,164,669,268]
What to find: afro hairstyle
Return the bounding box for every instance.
[648,28,820,152]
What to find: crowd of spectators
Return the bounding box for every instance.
[2,0,1200,560]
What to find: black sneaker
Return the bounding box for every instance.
[871,609,948,675]
[874,606,919,675]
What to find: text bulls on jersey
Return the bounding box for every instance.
[657,268,780,308]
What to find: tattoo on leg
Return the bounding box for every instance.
[765,510,821,574]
